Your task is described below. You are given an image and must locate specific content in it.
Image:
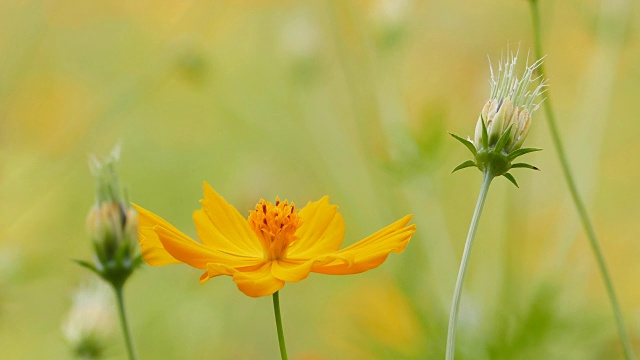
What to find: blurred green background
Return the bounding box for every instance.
[1,0,639,358]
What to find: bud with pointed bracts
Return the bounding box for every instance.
[450,48,546,186]
[76,145,142,288]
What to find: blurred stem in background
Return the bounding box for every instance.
[528,1,635,358]
[272,291,288,360]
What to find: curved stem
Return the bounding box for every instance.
[446,173,493,360]
[272,291,289,360]
[528,2,635,359]
[113,285,137,360]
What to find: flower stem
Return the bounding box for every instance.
[113,284,137,360]
[272,291,289,360]
[528,1,635,359]
[446,172,493,360]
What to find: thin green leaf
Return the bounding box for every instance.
[481,114,489,149]
[449,133,477,156]
[452,160,477,173]
[494,124,514,153]
[73,259,101,276]
[503,173,519,188]
[508,147,542,160]
[511,163,540,171]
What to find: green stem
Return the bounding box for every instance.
[446,172,493,360]
[528,1,635,359]
[114,285,137,360]
[272,291,289,360]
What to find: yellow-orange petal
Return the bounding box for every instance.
[138,227,180,266]
[271,256,348,282]
[199,261,240,284]
[134,203,260,270]
[311,215,415,275]
[207,261,284,297]
[200,270,212,284]
[134,203,182,266]
[200,182,263,255]
[286,196,345,260]
[193,209,262,258]
[154,225,260,270]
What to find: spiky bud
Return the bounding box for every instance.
[450,48,546,186]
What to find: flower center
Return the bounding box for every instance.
[248,198,302,260]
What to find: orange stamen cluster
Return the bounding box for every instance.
[248,198,303,260]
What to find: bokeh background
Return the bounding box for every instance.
[1,0,639,358]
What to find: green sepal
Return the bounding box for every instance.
[115,240,132,265]
[132,254,144,269]
[92,241,107,268]
[73,259,101,276]
[480,114,489,150]
[494,124,514,153]
[511,163,540,171]
[452,160,477,173]
[508,147,542,161]
[503,173,519,188]
[449,133,477,156]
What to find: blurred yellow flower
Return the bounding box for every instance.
[133,182,415,297]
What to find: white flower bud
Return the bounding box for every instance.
[476,49,546,152]
[489,98,514,144]
[62,281,114,359]
[474,100,492,146]
[509,109,532,151]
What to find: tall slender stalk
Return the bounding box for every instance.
[113,285,137,360]
[446,173,493,360]
[528,1,635,358]
[272,291,289,360]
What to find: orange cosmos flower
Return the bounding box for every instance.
[133,182,415,297]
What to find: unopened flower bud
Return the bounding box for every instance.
[79,145,140,287]
[508,109,532,151]
[450,48,546,183]
[488,98,515,145]
[87,202,137,265]
[123,207,138,240]
[474,101,491,145]
[62,281,114,359]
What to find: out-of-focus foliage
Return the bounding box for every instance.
[0,0,638,359]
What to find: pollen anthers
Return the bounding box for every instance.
[248,198,303,260]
